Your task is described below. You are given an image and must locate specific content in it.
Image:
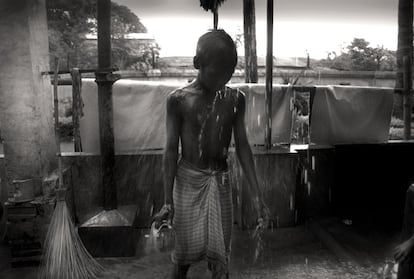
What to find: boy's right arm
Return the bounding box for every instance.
[154,93,180,227]
[162,93,181,208]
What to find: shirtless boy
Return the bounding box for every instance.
[156,29,268,279]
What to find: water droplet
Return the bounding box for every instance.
[253,97,255,108]
[257,115,261,126]
[216,115,220,122]
[233,106,237,114]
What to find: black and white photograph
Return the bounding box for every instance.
[0,0,413,278]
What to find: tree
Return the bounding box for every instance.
[378,49,397,71]
[347,38,376,70]
[46,0,150,70]
[317,38,396,71]
[110,3,146,38]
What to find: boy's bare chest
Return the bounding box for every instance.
[182,94,235,128]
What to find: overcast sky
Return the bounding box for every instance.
[114,0,398,59]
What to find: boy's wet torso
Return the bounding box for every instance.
[170,83,240,171]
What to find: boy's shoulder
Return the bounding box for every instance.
[167,84,200,100]
[166,85,245,103]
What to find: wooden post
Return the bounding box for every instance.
[53,58,60,153]
[96,0,117,210]
[403,55,412,140]
[71,68,82,152]
[213,9,218,30]
[243,0,258,83]
[265,0,274,149]
[396,0,413,118]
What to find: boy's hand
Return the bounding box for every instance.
[252,200,269,263]
[152,204,173,229]
[394,239,414,263]
[254,199,270,230]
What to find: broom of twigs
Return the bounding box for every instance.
[40,58,104,279]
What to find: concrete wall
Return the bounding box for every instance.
[0,0,55,199]
[116,69,398,88]
[60,149,299,229]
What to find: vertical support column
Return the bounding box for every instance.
[71,68,83,152]
[396,0,413,119]
[265,0,274,149]
[0,0,55,198]
[403,56,412,140]
[96,0,117,210]
[243,0,258,83]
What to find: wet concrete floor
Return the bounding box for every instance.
[0,222,396,278]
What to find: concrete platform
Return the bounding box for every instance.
[0,224,392,278]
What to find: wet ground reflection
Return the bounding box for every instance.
[96,225,380,279]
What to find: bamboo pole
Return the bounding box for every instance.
[403,55,412,140]
[213,9,218,29]
[265,0,274,150]
[53,58,61,160]
[243,0,258,83]
[71,68,82,152]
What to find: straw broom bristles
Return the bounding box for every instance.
[40,57,104,279]
[40,200,104,279]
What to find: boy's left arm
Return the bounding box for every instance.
[233,90,270,226]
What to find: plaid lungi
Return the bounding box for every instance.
[172,159,233,269]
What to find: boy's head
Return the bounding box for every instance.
[193,29,238,91]
[194,29,238,69]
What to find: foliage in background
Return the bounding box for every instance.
[46,0,159,71]
[389,116,414,140]
[315,38,396,71]
[279,69,305,85]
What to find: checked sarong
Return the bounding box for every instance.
[172,159,233,271]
